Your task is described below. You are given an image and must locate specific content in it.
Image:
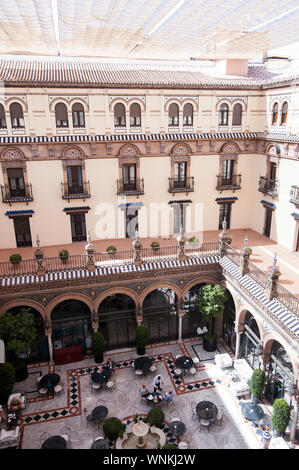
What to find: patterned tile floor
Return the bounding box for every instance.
[8,338,292,450]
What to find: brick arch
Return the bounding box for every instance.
[95,287,139,313]
[46,293,94,317]
[181,276,220,299]
[263,330,298,379]
[236,306,264,339]
[219,140,241,154]
[0,299,46,319]
[265,143,281,156]
[62,144,85,159]
[215,98,232,112]
[5,97,28,113]
[182,98,198,112]
[119,143,140,156]
[0,146,26,160]
[171,142,192,155]
[49,97,70,113]
[128,98,146,113]
[164,98,183,112]
[69,97,89,112]
[140,282,181,307]
[109,97,129,112]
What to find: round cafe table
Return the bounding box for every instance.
[134,357,153,371]
[92,406,108,421]
[241,402,264,422]
[175,356,194,371]
[39,373,60,390]
[169,420,186,436]
[91,438,110,449]
[41,435,66,449]
[91,369,111,384]
[144,391,163,405]
[196,401,218,420]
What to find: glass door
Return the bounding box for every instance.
[7,168,25,198]
[263,208,272,237]
[13,216,32,247]
[70,213,87,241]
[67,165,83,194]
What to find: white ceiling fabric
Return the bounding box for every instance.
[0,0,299,60]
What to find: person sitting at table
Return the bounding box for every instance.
[0,406,6,423]
[164,390,174,404]
[106,358,114,371]
[8,396,22,413]
[139,384,148,397]
[153,374,164,393]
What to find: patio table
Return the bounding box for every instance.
[196,401,218,420]
[175,356,194,372]
[169,420,186,436]
[91,438,110,449]
[41,435,66,449]
[91,406,108,421]
[91,369,111,384]
[39,373,60,390]
[144,391,163,405]
[241,402,264,422]
[134,356,153,371]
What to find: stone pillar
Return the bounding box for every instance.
[34,235,46,277]
[177,226,186,262]
[133,231,142,267]
[261,351,270,371]
[265,253,281,300]
[92,310,98,332]
[239,231,251,276]
[177,298,185,343]
[218,219,230,257]
[290,390,299,443]
[85,233,96,272]
[234,324,244,360]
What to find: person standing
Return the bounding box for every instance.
[164,390,174,405]
[153,374,163,392]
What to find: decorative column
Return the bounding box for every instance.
[177,226,186,262]
[44,317,54,364]
[234,323,244,360]
[239,231,251,276]
[261,351,270,371]
[34,235,46,277]
[133,231,142,267]
[136,305,143,326]
[266,253,281,300]
[177,299,185,343]
[218,219,230,257]
[85,232,96,272]
[92,310,98,332]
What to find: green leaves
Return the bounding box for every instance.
[249,369,265,397]
[0,308,36,356]
[195,284,228,336]
[272,398,291,434]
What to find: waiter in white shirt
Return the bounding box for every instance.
[153,374,164,392]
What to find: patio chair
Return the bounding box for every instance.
[199,419,210,432]
[36,375,43,386]
[175,354,183,359]
[192,357,200,369]
[54,383,63,394]
[38,387,48,397]
[216,406,224,425]
[39,431,50,445]
[106,380,115,390]
[149,365,157,373]
[135,369,143,376]
[169,408,180,422]
[97,399,107,407]
[91,382,101,392]
[191,401,197,419]
[189,367,197,375]
[174,368,182,377]
[86,414,95,424]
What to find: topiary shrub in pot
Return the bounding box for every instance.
[272,398,291,436]
[162,443,178,449]
[9,253,22,265]
[249,369,266,403]
[196,284,228,352]
[136,324,149,355]
[91,331,105,363]
[103,417,126,440]
[0,308,36,381]
[147,407,165,428]
[59,249,69,264]
[151,241,160,252]
[106,245,117,256]
[0,362,16,405]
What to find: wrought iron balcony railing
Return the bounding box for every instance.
[168,177,194,194]
[290,185,299,205]
[1,184,33,203]
[61,181,91,201]
[117,178,144,196]
[258,176,279,197]
[216,174,241,192]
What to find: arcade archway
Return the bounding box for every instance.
[142,288,178,343]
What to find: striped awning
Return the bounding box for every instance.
[168,199,192,204]
[5,210,34,216]
[63,206,90,214]
[260,200,276,209]
[119,202,144,208]
[215,197,238,203]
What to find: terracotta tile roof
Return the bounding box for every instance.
[0,56,293,88]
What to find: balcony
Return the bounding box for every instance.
[258,176,279,197]
[61,181,91,201]
[117,178,144,196]
[290,185,299,206]
[216,174,241,192]
[168,177,194,195]
[1,184,33,204]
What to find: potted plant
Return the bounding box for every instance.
[9,253,22,265]
[196,284,228,352]
[151,241,160,252]
[91,331,105,363]
[249,369,265,403]
[106,245,117,256]
[147,407,165,428]
[136,324,149,355]
[188,236,199,245]
[103,417,126,440]
[272,398,291,437]
[226,237,232,245]
[59,248,69,263]
[0,362,16,405]
[0,308,36,381]
[162,443,178,449]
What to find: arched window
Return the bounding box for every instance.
[169,103,179,126]
[183,103,193,126]
[114,103,126,127]
[72,103,85,128]
[272,103,278,125]
[55,103,68,128]
[130,103,141,127]
[232,103,242,126]
[10,102,25,128]
[219,103,229,126]
[281,102,288,126]
[0,104,7,128]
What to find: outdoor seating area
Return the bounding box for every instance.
[6,339,295,450]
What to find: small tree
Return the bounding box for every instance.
[0,308,36,360]
[103,417,126,440]
[91,331,105,363]
[272,398,291,435]
[249,369,266,399]
[196,284,228,338]
[0,362,16,404]
[136,324,149,355]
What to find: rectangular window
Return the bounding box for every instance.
[13,216,32,247]
[173,204,186,234]
[125,208,138,238]
[7,168,25,197]
[174,162,186,188]
[263,208,272,238]
[221,160,234,185]
[218,203,232,230]
[70,213,87,242]
[67,166,83,194]
[122,164,136,191]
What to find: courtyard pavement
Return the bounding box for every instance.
[7,337,294,450]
